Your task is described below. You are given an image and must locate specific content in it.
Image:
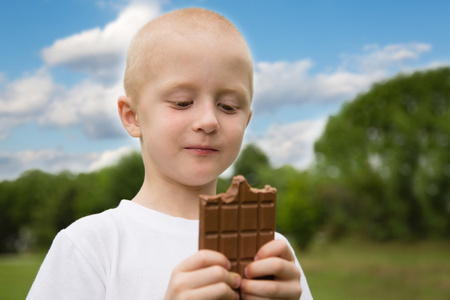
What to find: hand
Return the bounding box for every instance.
[164,249,241,300]
[240,239,302,300]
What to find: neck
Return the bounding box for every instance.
[131,172,217,220]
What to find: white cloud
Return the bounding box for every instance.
[0,150,98,180]
[41,1,160,83]
[253,60,312,109]
[0,69,58,116]
[38,79,125,139]
[0,69,63,139]
[253,42,433,113]
[247,119,327,169]
[0,71,125,140]
[253,60,382,112]
[0,146,138,180]
[346,42,432,73]
[88,146,137,171]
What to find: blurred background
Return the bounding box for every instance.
[1,0,449,299]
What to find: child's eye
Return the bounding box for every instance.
[218,103,236,113]
[170,101,193,109]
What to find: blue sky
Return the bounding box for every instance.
[1,0,449,180]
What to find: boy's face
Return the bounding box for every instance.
[134,34,253,188]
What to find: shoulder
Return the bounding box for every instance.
[43,204,127,273]
[27,211,119,299]
[65,207,117,237]
[58,203,127,253]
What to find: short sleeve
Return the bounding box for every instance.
[27,230,106,299]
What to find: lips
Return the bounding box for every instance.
[184,146,219,154]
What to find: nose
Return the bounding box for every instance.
[192,102,219,134]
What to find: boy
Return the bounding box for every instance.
[28,8,313,299]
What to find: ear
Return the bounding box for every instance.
[118,95,141,138]
[246,109,253,127]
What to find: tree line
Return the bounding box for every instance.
[1,67,450,253]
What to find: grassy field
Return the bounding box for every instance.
[1,240,449,299]
[0,252,45,300]
[298,239,450,300]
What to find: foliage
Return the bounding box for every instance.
[314,67,450,241]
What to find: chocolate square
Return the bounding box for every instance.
[199,175,277,277]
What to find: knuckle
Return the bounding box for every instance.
[171,276,188,294]
[294,267,301,280]
[289,281,302,298]
[210,265,228,280]
[264,282,281,296]
[216,282,230,294]
[271,259,285,274]
[196,250,209,264]
[178,292,195,300]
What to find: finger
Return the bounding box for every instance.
[239,294,268,300]
[183,281,240,300]
[176,250,231,273]
[179,266,241,290]
[255,239,296,262]
[241,278,302,299]
[245,257,300,280]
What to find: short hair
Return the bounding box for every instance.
[123,7,253,103]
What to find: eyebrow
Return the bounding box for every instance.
[159,81,251,104]
[159,81,198,95]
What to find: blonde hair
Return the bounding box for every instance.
[123,7,253,103]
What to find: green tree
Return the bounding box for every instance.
[314,67,450,240]
[72,151,144,218]
[0,180,21,252]
[276,169,320,250]
[233,143,271,186]
[0,170,74,251]
[108,151,145,202]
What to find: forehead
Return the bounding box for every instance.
[145,30,253,90]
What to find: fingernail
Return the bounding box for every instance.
[235,276,242,289]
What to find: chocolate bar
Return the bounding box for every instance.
[199,175,277,277]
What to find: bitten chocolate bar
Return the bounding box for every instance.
[198,175,277,277]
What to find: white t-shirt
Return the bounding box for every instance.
[27,200,313,299]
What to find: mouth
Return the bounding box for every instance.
[184,146,219,155]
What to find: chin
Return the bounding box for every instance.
[179,171,220,188]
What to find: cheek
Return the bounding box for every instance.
[233,115,249,137]
[161,109,190,129]
[226,122,247,154]
[144,110,183,137]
